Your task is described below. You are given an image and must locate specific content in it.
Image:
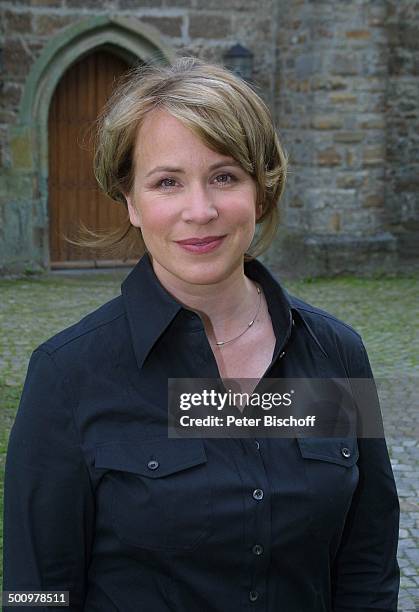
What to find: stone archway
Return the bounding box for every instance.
[12,15,175,269]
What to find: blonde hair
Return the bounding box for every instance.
[79,55,288,260]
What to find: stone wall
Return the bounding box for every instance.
[0,0,418,276]
[0,0,276,274]
[0,0,276,115]
[269,0,403,277]
[386,0,419,263]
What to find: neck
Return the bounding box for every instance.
[151,257,257,339]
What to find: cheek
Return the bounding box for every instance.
[226,197,257,228]
[138,201,175,236]
[232,185,257,219]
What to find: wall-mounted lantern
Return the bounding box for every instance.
[223,44,254,82]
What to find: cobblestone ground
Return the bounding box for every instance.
[0,269,418,609]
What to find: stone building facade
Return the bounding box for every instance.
[0,0,418,276]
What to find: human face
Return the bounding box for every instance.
[125,110,259,289]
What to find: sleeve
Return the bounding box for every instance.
[2,348,95,611]
[331,341,400,611]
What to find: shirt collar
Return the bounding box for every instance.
[122,253,295,371]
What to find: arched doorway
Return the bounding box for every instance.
[13,14,175,272]
[48,48,140,266]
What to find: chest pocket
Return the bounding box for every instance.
[297,437,360,543]
[95,438,212,552]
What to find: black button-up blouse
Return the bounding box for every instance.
[3,254,400,611]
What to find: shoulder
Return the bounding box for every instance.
[252,258,364,353]
[289,294,362,344]
[286,293,370,377]
[251,257,368,371]
[36,295,129,366]
[19,296,133,418]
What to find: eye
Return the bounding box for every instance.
[158,178,177,189]
[214,173,236,186]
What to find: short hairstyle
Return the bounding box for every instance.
[83,55,287,260]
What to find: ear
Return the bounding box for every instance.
[125,192,142,228]
[256,202,263,221]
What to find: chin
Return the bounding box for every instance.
[174,266,227,286]
[174,257,243,286]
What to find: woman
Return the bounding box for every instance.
[3,57,399,611]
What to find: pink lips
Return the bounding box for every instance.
[175,235,226,254]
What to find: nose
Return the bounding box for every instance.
[181,183,219,224]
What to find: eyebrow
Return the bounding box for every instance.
[145,160,242,178]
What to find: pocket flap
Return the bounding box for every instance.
[95,438,207,477]
[297,437,359,467]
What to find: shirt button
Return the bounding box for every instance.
[252,544,264,555]
[279,351,286,359]
[249,590,259,602]
[253,488,264,500]
[341,447,351,458]
[147,460,159,470]
[254,440,260,450]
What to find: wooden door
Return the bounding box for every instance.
[48,49,140,266]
